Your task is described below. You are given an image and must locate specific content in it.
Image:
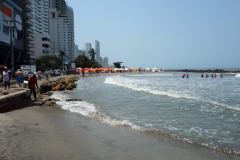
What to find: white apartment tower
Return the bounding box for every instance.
[30,0,51,60]
[84,43,91,59]
[103,56,108,68]
[95,40,100,63]
[49,0,75,62]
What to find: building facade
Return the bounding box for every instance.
[84,43,91,59]
[103,56,108,68]
[0,0,25,71]
[49,0,66,14]
[95,40,100,63]
[30,0,51,60]
[49,6,74,62]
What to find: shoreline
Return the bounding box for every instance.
[1,106,230,160]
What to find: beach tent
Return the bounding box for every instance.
[145,68,150,71]
[152,68,157,72]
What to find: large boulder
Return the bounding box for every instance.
[40,82,52,93]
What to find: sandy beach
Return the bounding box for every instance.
[0,73,231,160]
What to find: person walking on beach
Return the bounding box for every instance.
[45,70,49,78]
[15,69,24,87]
[38,71,42,81]
[2,67,11,90]
[82,69,85,77]
[28,72,38,101]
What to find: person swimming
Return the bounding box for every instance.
[201,73,204,78]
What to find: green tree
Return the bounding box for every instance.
[74,55,102,68]
[36,55,62,69]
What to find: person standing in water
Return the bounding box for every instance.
[221,74,223,78]
[187,74,189,78]
[214,74,217,78]
[82,68,85,77]
[206,74,208,78]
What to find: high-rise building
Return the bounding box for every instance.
[66,6,74,60]
[74,44,78,59]
[95,40,100,63]
[25,0,35,59]
[49,0,67,14]
[84,43,91,59]
[99,57,103,66]
[49,1,75,62]
[30,0,51,60]
[103,56,108,68]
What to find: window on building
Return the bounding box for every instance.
[52,13,55,18]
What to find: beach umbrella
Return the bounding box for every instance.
[0,65,6,68]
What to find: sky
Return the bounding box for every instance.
[67,0,240,69]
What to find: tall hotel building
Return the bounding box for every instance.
[49,0,74,62]
[30,0,51,60]
[95,40,100,63]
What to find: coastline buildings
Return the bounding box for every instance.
[49,0,75,62]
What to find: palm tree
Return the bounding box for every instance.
[88,48,96,62]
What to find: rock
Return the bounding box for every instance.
[40,82,52,93]
[66,98,82,101]
[54,83,66,91]
[2,90,8,95]
[44,101,56,106]
[63,92,68,94]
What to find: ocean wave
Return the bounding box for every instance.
[51,92,144,131]
[104,77,240,111]
[235,74,240,78]
[51,91,240,158]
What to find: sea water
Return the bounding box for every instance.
[52,72,240,158]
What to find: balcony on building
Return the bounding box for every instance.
[28,49,35,55]
[27,34,34,41]
[27,26,34,34]
[27,42,34,48]
[25,4,33,12]
[26,19,34,26]
[26,0,33,5]
[26,12,33,19]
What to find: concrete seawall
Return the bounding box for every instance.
[0,89,32,113]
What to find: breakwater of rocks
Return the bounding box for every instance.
[164,69,240,73]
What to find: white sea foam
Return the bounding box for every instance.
[51,92,144,131]
[104,76,240,111]
[235,74,240,78]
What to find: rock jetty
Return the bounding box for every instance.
[33,76,79,107]
[39,76,79,94]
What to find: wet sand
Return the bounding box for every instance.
[0,105,230,160]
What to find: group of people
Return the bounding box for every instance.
[182,74,189,78]
[1,67,39,101]
[201,73,222,78]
